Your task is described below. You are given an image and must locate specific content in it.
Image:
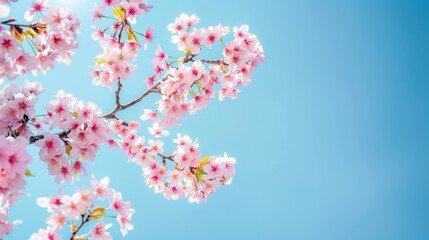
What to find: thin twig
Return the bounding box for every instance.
[157,153,174,162]
[101,75,166,119]
[69,213,90,240]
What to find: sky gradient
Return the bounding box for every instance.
[5,0,429,239]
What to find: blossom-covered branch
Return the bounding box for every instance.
[0,0,264,238]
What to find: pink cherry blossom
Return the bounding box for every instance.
[34,176,136,238]
[29,226,60,240]
[0,3,81,80]
[117,208,135,237]
[143,26,154,50]
[91,222,113,240]
[91,175,115,199]
[0,1,264,238]
[24,0,49,22]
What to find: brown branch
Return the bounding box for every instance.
[157,153,174,162]
[0,21,46,29]
[117,23,125,43]
[101,75,166,119]
[115,78,122,106]
[29,130,70,144]
[183,56,226,66]
[28,77,161,143]
[69,213,91,240]
[28,56,222,144]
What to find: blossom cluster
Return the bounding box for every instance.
[144,14,265,128]
[168,13,229,55]
[221,25,265,100]
[91,0,152,23]
[31,175,135,239]
[0,0,264,238]
[0,136,31,206]
[90,0,154,88]
[0,0,80,79]
[108,120,236,203]
[0,80,43,138]
[0,136,31,239]
[34,91,110,184]
[91,36,141,88]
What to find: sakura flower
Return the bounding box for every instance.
[122,1,145,24]
[143,26,154,50]
[54,164,73,184]
[203,158,224,179]
[148,122,169,138]
[34,176,136,238]
[140,109,158,121]
[91,222,113,240]
[203,24,229,47]
[103,0,121,7]
[0,136,31,206]
[45,212,67,230]
[29,226,60,240]
[34,132,64,159]
[24,0,49,22]
[91,2,106,20]
[117,209,135,237]
[148,139,164,154]
[110,192,131,215]
[36,189,62,213]
[91,175,114,199]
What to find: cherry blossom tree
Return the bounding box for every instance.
[0,0,264,238]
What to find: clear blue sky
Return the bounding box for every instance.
[6,0,429,239]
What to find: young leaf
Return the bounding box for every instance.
[200,156,212,168]
[126,27,138,42]
[112,6,126,21]
[91,207,106,221]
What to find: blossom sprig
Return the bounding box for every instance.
[0,0,264,238]
[32,90,111,184]
[108,120,237,203]
[0,0,81,80]
[0,136,32,207]
[141,16,265,128]
[0,80,43,138]
[31,175,135,239]
[0,136,31,239]
[90,0,154,89]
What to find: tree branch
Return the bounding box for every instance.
[157,153,174,162]
[27,56,223,144]
[29,130,70,144]
[69,213,91,240]
[101,75,166,119]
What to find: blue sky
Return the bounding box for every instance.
[5,0,429,239]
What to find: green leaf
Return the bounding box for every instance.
[25,169,33,177]
[91,207,106,221]
[66,144,72,157]
[195,169,207,184]
[184,47,192,55]
[126,27,138,42]
[96,59,105,65]
[196,80,203,94]
[112,6,126,21]
[25,28,37,39]
[200,156,212,168]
